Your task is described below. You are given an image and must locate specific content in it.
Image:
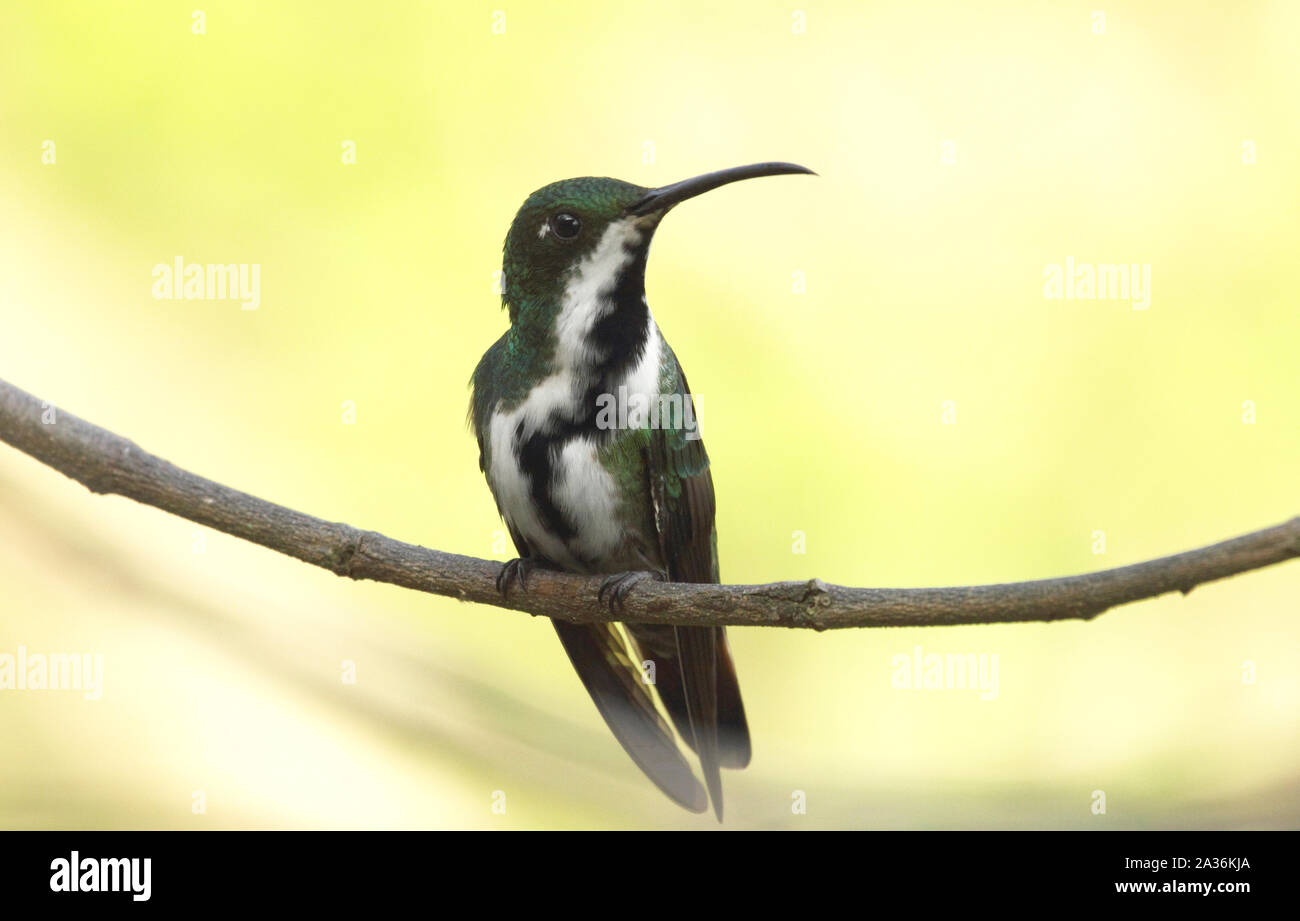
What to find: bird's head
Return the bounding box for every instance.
[500,163,814,324]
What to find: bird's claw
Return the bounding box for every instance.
[597,570,665,614]
[497,558,537,599]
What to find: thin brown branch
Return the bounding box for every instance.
[1,376,1296,630]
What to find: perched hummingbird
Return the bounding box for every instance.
[470,162,813,819]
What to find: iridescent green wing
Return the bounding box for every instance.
[627,345,751,820]
[646,348,718,583]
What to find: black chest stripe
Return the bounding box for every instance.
[589,243,650,383]
[512,242,651,553]
[517,422,577,543]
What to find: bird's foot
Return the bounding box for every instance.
[597,570,666,614]
[497,557,541,599]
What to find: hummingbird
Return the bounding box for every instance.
[470,162,813,819]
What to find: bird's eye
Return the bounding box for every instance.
[550,212,582,240]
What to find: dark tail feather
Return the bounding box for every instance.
[626,624,751,770]
[714,629,751,768]
[674,625,724,820]
[552,620,707,813]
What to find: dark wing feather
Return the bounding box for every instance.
[626,350,750,821]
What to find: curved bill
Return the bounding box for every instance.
[627,161,815,216]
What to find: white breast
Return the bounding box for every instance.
[486,322,664,572]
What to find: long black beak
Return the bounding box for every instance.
[627,162,815,216]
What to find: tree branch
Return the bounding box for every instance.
[1,376,1296,630]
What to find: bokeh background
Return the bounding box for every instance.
[1,1,1297,829]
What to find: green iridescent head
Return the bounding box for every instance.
[501,177,651,322]
[499,163,815,323]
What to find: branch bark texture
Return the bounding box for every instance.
[1,377,1296,630]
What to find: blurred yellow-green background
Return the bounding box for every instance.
[1,1,1297,829]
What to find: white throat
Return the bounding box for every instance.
[552,217,645,374]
